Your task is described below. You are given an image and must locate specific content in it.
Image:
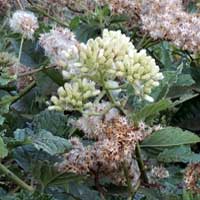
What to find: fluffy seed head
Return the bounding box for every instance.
[10,10,38,39]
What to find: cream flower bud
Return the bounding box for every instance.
[79,29,136,82]
[115,47,163,101]
[48,78,100,112]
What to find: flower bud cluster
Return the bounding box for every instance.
[9,10,38,39]
[79,29,135,82]
[79,29,163,101]
[115,49,163,102]
[39,27,80,78]
[48,78,100,111]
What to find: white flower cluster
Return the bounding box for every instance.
[49,78,100,111]
[115,49,163,102]
[79,29,135,82]
[47,29,163,111]
[9,10,38,39]
[80,29,163,101]
[39,27,80,78]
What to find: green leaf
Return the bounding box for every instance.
[0,136,8,158]
[158,145,200,163]
[176,74,195,87]
[132,99,172,122]
[33,110,70,137]
[141,127,200,148]
[31,160,84,189]
[14,128,71,155]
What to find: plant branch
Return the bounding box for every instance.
[11,81,36,105]
[16,0,24,10]
[135,143,149,184]
[18,65,55,77]
[0,81,36,107]
[0,163,34,192]
[123,162,141,199]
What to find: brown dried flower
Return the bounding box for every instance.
[0,0,10,16]
[57,116,152,186]
[184,163,200,193]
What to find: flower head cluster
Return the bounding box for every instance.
[80,29,163,101]
[48,78,100,112]
[140,0,200,52]
[10,10,38,39]
[72,101,119,139]
[79,29,135,82]
[39,27,80,78]
[57,116,152,185]
[184,163,200,193]
[115,49,163,102]
[47,28,163,111]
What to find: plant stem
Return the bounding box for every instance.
[17,36,24,77]
[0,81,36,107]
[123,162,133,198]
[12,81,36,104]
[135,143,149,184]
[104,87,126,115]
[123,162,141,200]
[0,163,34,192]
[18,65,55,77]
[16,0,24,10]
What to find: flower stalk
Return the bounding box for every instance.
[0,163,34,192]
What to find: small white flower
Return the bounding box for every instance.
[10,10,38,39]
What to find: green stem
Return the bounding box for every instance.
[123,162,133,198]
[17,36,24,77]
[123,162,141,200]
[106,88,127,115]
[0,163,34,192]
[135,143,149,184]
[12,81,36,104]
[18,36,24,62]
[0,81,36,107]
